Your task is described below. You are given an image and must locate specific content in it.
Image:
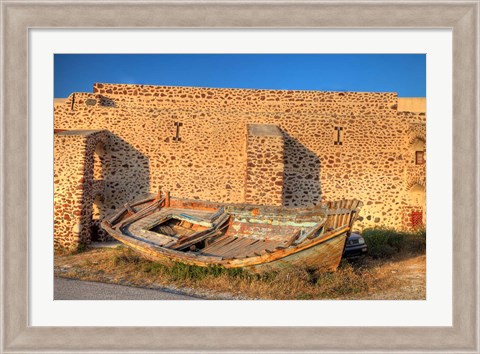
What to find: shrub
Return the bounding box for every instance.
[362,228,399,258]
[404,228,426,254]
[362,228,425,258]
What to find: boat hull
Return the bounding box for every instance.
[247,230,348,273]
[101,195,361,273]
[104,220,349,273]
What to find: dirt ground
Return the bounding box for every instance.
[54,246,426,300]
[354,254,426,300]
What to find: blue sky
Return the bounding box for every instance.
[54,54,425,98]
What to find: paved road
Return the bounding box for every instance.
[55,277,199,300]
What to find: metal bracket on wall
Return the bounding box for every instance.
[173,122,183,142]
[334,126,343,145]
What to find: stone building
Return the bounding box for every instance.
[54,83,426,250]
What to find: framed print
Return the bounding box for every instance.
[1,1,478,353]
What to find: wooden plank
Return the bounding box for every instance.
[326,208,351,215]
[124,203,135,214]
[129,196,157,207]
[212,213,230,228]
[332,202,339,228]
[210,207,225,222]
[109,209,128,225]
[282,230,301,247]
[177,213,213,227]
[263,240,281,253]
[172,228,212,246]
[221,238,254,258]
[117,197,164,228]
[202,237,238,254]
[306,222,326,240]
[173,229,224,251]
[229,237,261,257]
[247,240,275,256]
[235,239,261,258]
[139,230,178,246]
[344,200,354,226]
[180,215,228,249]
[213,237,245,256]
[165,191,171,207]
[332,212,337,229]
[205,226,238,245]
[346,199,353,209]
[338,208,346,228]
[204,234,236,250]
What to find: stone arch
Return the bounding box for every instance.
[407,183,426,208]
[407,177,426,191]
[86,133,108,244]
[403,183,426,229]
[93,141,105,180]
[409,135,425,147]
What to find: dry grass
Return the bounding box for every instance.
[54,245,425,300]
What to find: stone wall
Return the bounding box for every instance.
[398,97,426,113]
[54,83,426,248]
[54,130,108,250]
[245,124,284,206]
[402,111,427,226]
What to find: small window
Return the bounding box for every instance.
[415,151,425,165]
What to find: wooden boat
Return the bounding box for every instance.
[101,192,363,273]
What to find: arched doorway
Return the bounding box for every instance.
[408,183,426,206]
[93,141,105,180]
[406,183,426,229]
[90,193,104,242]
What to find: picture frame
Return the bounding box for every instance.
[1,1,478,352]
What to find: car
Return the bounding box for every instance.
[343,232,368,259]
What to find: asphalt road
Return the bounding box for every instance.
[54,277,199,300]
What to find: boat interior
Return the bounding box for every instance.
[121,205,325,259]
[106,193,362,260]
